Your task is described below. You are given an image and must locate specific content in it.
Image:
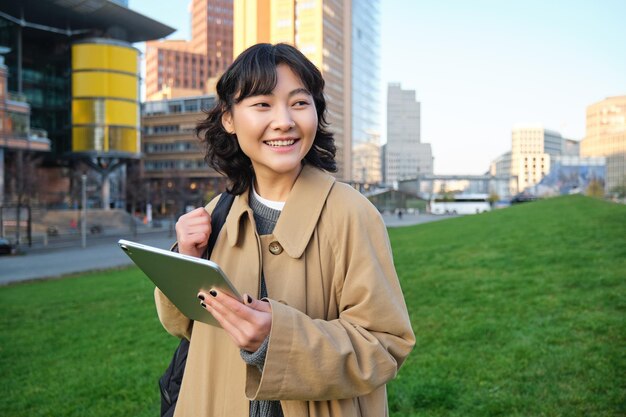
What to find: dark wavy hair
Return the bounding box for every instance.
[195,43,336,195]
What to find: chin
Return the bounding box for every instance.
[268,161,304,176]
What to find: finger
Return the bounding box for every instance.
[176,209,210,229]
[177,231,210,248]
[182,214,212,227]
[176,212,208,230]
[204,302,245,342]
[205,289,250,320]
[243,293,272,313]
[186,207,211,218]
[198,291,248,343]
[176,219,211,235]
[203,290,265,338]
[199,291,271,351]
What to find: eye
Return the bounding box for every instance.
[293,100,311,107]
[251,102,270,108]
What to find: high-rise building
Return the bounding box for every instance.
[581,95,626,192]
[0,1,173,207]
[351,0,381,183]
[233,0,352,182]
[145,0,233,101]
[510,125,563,191]
[385,83,433,184]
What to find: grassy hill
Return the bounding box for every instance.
[387,195,625,416]
[0,195,624,416]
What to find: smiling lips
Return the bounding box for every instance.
[264,138,298,147]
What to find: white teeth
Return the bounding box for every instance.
[265,139,295,147]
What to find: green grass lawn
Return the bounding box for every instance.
[0,268,178,417]
[387,195,626,416]
[0,195,624,416]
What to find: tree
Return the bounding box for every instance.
[586,179,605,198]
[488,192,500,206]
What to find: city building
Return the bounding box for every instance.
[352,131,381,185]
[581,95,626,192]
[351,0,381,183]
[0,0,174,208]
[489,151,512,177]
[563,138,580,156]
[141,95,227,216]
[145,0,233,101]
[233,0,353,182]
[510,125,563,191]
[385,83,433,184]
[534,155,606,196]
[0,47,51,205]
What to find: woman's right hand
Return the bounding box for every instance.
[175,208,212,258]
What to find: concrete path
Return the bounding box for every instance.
[0,232,175,285]
[0,213,454,285]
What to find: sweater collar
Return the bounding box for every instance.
[225,164,335,258]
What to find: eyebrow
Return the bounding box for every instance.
[288,88,312,97]
[255,88,310,97]
[244,88,311,101]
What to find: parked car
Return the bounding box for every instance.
[90,224,102,234]
[0,238,16,255]
[510,193,538,204]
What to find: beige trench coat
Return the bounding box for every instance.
[155,165,415,417]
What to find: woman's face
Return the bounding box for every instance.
[221,64,318,185]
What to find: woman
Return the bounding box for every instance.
[155,43,415,417]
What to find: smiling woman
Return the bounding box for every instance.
[195,43,336,197]
[155,43,415,417]
[220,65,319,200]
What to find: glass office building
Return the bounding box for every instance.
[0,0,173,207]
[351,0,381,183]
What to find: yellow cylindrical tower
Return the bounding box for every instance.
[71,39,140,156]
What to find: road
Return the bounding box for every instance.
[0,213,453,285]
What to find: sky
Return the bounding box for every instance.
[130,0,626,175]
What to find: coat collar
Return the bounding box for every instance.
[225,164,335,258]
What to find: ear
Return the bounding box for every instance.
[221,111,235,134]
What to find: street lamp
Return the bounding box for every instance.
[81,174,87,248]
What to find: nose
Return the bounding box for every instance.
[270,106,295,131]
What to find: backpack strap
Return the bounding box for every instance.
[204,192,235,259]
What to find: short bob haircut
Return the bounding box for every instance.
[195,43,336,195]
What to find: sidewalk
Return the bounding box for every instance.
[0,231,175,285]
[0,213,453,285]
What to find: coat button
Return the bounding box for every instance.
[268,241,283,255]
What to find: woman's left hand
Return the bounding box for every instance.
[197,290,272,352]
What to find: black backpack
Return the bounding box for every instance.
[159,192,235,417]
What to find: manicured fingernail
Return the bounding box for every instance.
[209,290,217,297]
[198,294,205,301]
[200,302,206,308]
[246,294,253,304]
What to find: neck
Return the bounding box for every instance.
[253,166,303,201]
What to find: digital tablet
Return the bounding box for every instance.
[118,239,242,327]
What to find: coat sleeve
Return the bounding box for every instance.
[154,287,193,340]
[153,196,222,340]
[246,194,415,401]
